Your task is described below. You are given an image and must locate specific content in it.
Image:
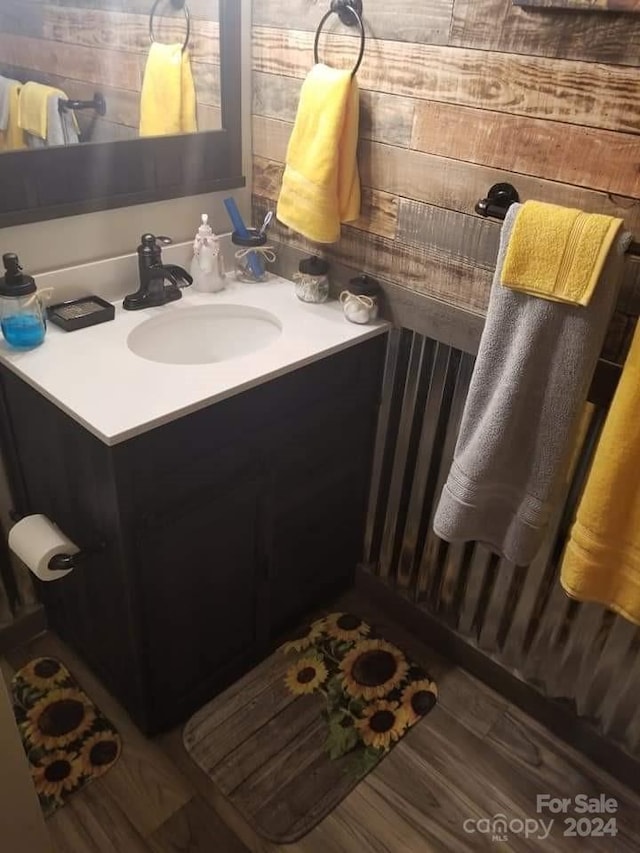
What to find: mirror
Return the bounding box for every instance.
[513,0,640,8]
[0,0,242,227]
[0,0,220,151]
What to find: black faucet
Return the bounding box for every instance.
[123,234,193,310]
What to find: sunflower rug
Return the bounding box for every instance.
[10,657,122,817]
[183,612,437,843]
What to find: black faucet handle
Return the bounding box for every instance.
[138,234,173,263]
[139,234,172,245]
[163,264,193,288]
[149,267,179,288]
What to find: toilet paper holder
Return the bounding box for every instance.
[49,543,105,572]
[9,510,105,572]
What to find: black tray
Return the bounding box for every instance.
[47,296,115,332]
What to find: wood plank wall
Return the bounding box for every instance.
[251,0,640,352]
[0,0,220,145]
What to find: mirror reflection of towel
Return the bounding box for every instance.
[0,76,18,129]
[18,81,79,148]
[139,43,197,137]
[26,97,80,149]
[0,76,27,151]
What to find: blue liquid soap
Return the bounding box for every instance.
[1,314,46,349]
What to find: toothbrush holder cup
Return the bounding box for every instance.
[231,229,272,282]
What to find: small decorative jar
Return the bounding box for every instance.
[231,229,275,282]
[339,275,381,324]
[293,256,330,303]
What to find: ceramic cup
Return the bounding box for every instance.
[340,291,377,324]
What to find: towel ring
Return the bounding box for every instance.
[314,1,366,78]
[149,0,191,53]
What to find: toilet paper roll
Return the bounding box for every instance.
[8,514,79,582]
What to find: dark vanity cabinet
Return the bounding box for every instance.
[0,335,386,733]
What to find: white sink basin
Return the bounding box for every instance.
[127,304,282,365]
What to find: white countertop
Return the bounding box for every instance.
[0,276,388,446]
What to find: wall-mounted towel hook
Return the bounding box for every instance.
[331,0,363,27]
[314,1,365,77]
[475,183,520,219]
[149,0,191,53]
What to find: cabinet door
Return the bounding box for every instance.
[270,463,367,636]
[135,477,265,732]
[269,401,376,636]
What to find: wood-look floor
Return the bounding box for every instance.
[4,589,640,852]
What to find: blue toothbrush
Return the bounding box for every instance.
[223,197,264,279]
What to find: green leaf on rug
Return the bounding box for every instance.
[347,697,366,716]
[343,745,383,778]
[325,676,346,712]
[325,710,359,760]
[13,681,42,709]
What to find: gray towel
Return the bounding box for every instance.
[0,75,20,131]
[433,203,629,566]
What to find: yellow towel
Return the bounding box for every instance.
[18,82,78,140]
[277,64,360,244]
[501,200,622,305]
[0,83,26,152]
[560,323,640,625]
[139,43,197,137]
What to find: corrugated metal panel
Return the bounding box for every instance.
[0,528,36,630]
[365,330,640,757]
[0,560,34,628]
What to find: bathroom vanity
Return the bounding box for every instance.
[0,279,387,733]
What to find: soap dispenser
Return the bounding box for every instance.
[191,214,225,293]
[0,254,46,349]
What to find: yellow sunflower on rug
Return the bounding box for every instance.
[79,731,122,778]
[19,658,68,691]
[324,613,371,643]
[340,638,409,700]
[284,657,328,695]
[401,679,438,726]
[24,688,96,750]
[281,621,325,653]
[356,700,409,750]
[31,751,83,802]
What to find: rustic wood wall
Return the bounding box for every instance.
[0,0,220,144]
[251,0,640,347]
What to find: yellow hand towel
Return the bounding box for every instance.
[501,200,622,305]
[139,43,197,137]
[0,83,26,152]
[560,323,640,625]
[277,64,360,244]
[18,82,78,140]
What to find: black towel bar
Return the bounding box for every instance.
[59,92,107,116]
[314,0,365,78]
[475,183,640,259]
